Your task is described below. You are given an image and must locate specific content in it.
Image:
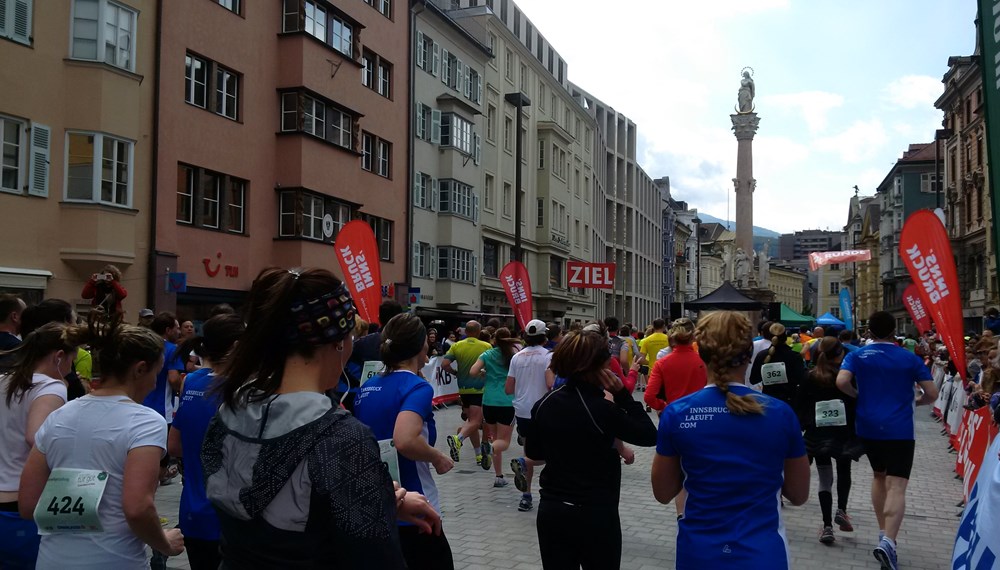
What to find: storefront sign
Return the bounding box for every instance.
[202,252,238,278]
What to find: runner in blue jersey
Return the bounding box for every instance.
[652,311,810,570]
[354,313,455,570]
[168,314,244,570]
[837,311,937,570]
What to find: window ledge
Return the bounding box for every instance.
[176,221,248,237]
[60,201,138,215]
[63,58,143,82]
[274,235,328,244]
[276,131,362,156]
[1,35,32,48]
[277,31,362,68]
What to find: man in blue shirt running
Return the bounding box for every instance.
[836,311,937,570]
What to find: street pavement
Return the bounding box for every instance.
[158,397,963,569]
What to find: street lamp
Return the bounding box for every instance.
[505,92,531,262]
[692,216,702,296]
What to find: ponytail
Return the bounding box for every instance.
[3,322,78,406]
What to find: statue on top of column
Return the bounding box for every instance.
[737,68,755,113]
[734,247,750,288]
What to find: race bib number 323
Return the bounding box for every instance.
[815,399,847,428]
[34,468,109,534]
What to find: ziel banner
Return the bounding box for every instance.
[334,220,383,325]
[978,0,1000,293]
[900,210,967,380]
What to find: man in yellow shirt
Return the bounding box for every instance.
[444,320,494,466]
[640,318,670,367]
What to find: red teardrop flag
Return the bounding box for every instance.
[499,261,533,330]
[334,220,384,325]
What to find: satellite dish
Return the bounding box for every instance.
[322,214,335,238]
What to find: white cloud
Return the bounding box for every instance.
[813,120,890,163]
[760,91,845,134]
[882,75,943,110]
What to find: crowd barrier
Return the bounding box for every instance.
[933,375,999,501]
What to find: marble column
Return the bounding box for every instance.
[731,112,760,257]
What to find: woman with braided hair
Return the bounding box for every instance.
[652,311,810,570]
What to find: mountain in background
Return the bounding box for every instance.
[696,213,781,238]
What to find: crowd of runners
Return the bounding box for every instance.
[0,264,997,569]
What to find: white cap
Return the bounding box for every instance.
[525,319,548,336]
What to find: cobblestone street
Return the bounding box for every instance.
[159,398,963,569]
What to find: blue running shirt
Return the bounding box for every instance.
[353,370,439,519]
[840,342,932,440]
[657,385,805,570]
[171,367,221,540]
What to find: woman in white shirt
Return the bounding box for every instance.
[0,322,76,568]
[19,324,185,569]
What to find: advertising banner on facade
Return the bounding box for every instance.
[902,283,933,335]
[334,220,383,325]
[838,287,853,331]
[900,210,967,380]
[808,249,872,271]
[499,261,534,330]
[567,262,616,289]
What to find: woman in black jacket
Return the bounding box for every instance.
[794,336,859,545]
[524,330,657,570]
[749,322,806,405]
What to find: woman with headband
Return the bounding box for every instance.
[354,313,456,569]
[202,268,439,569]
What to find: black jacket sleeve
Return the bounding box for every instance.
[605,389,658,447]
[749,351,766,385]
[524,397,547,461]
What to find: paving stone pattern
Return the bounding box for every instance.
[160,398,963,569]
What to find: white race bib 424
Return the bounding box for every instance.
[34,468,109,534]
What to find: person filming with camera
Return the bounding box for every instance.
[81,265,128,319]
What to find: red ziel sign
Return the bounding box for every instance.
[567,262,616,289]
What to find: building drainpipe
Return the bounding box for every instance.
[407,3,421,298]
[147,0,163,310]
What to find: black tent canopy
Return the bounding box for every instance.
[685,281,766,311]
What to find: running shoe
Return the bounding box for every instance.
[446,434,462,461]
[517,434,525,446]
[835,509,854,532]
[819,526,835,544]
[518,494,533,512]
[476,455,483,466]
[493,476,509,488]
[511,457,528,492]
[480,441,493,471]
[873,537,898,570]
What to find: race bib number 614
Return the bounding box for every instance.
[34,468,109,534]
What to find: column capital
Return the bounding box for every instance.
[731,113,760,141]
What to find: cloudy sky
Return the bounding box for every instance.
[513,0,978,233]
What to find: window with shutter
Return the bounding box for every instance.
[415,31,425,69]
[472,254,478,285]
[3,0,32,45]
[412,241,422,278]
[432,43,440,76]
[0,115,24,194]
[473,133,481,165]
[430,109,441,144]
[28,123,49,197]
[440,48,449,84]
[473,194,479,225]
[430,178,438,212]
[430,246,438,279]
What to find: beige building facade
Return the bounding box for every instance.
[0,0,154,311]
[409,1,491,317]
[769,265,806,313]
[451,2,598,326]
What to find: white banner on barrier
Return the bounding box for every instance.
[946,378,967,433]
[421,356,459,405]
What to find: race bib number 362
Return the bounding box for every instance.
[34,468,109,534]
[761,362,788,386]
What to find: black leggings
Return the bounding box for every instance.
[398,525,455,570]
[184,537,222,570]
[815,455,852,526]
[537,499,621,570]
